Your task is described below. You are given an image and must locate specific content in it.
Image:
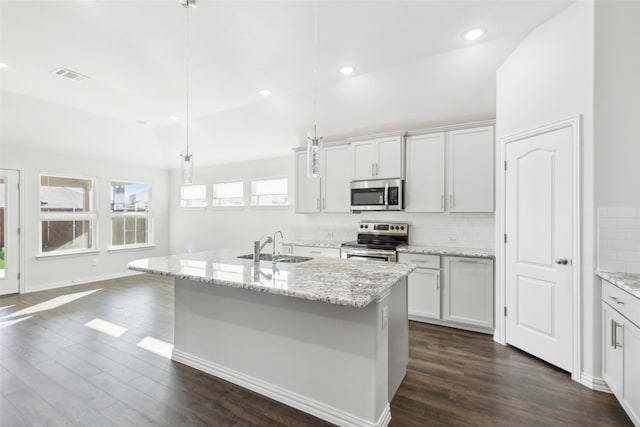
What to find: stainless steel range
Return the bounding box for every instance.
[341,221,409,262]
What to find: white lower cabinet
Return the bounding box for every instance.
[442,256,494,331]
[399,253,494,333]
[602,279,640,426]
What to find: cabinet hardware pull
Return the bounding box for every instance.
[310,250,321,254]
[411,259,427,263]
[372,164,375,177]
[449,194,454,209]
[441,194,444,209]
[322,198,326,209]
[457,259,480,264]
[436,273,440,290]
[614,321,623,349]
[611,318,616,348]
[376,163,379,176]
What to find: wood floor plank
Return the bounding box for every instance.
[1,274,633,427]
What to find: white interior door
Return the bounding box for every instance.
[0,169,20,295]
[505,125,574,372]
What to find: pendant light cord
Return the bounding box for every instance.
[312,0,318,139]
[185,1,190,157]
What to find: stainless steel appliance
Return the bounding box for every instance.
[350,179,404,212]
[341,221,409,262]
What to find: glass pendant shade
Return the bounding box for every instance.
[307,126,322,178]
[181,153,194,185]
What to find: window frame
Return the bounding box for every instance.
[39,173,98,257]
[212,181,245,208]
[109,179,154,250]
[180,184,208,208]
[250,177,289,207]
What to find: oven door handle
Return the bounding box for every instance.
[342,247,395,259]
[384,183,389,208]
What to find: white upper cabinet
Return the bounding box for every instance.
[351,136,404,181]
[295,150,321,213]
[405,132,446,212]
[447,126,494,212]
[322,144,350,213]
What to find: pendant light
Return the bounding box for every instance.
[307,0,322,178]
[180,0,196,185]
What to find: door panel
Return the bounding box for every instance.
[0,169,20,295]
[505,125,573,372]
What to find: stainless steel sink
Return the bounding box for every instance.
[237,253,313,263]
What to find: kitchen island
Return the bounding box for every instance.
[128,250,415,427]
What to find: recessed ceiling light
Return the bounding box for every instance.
[168,115,180,121]
[463,28,486,41]
[0,62,8,69]
[259,89,272,97]
[339,65,355,75]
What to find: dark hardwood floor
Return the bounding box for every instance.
[0,275,632,427]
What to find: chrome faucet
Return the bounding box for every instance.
[253,235,273,262]
[272,230,284,262]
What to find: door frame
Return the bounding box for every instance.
[494,116,582,382]
[0,167,25,294]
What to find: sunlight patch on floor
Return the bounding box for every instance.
[137,336,173,359]
[0,315,32,328]
[0,305,15,311]
[0,288,102,319]
[85,317,128,337]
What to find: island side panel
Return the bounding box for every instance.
[388,276,409,401]
[173,277,391,426]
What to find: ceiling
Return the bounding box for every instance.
[0,0,572,169]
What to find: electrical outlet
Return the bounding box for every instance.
[326,231,334,239]
[448,236,459,244]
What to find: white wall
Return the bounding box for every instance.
[1,97,171,293]
[495,1,597,381]
[594,1,640,207]
[168,154,494,256]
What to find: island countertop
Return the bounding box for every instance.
[128,249,416,308]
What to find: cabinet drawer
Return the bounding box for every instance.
[398,253,440,269]
[602,280,640,328]
[292,246,340,258]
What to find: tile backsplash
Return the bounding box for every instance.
[299,212,495,249]
[598,207,640,273]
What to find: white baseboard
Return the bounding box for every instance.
[172,348,391,427]
[580,373,611,393]
[25,270,142,293]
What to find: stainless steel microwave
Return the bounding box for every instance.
[350,179,404,212]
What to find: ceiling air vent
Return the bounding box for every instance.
[51,67,89,81]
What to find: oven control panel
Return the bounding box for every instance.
[358,221,409,236]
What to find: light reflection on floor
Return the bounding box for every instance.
[85,318,128,337]
[0,288,102,320]
[0,315,32,328]
[137,336,174,359]
[0,304,15,311]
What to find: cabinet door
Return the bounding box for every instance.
[623,320,640,425]
[442,257,494,329]
[405,133,445,212]
[447,126,494,212]
[376,136,403,179]
[603,304,624,400]
[294,151,321,213]
[407,268,440,320]
[351,140,377,180]
[322,145,350,213]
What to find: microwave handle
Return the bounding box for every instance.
[384,183,389,207]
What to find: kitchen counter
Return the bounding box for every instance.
[128,249,414,308]
[129,249,411,427]
[596,271,640,300]
[397,245,495,259]
[280,239,343,249]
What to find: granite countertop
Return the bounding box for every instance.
[280,240,344,249]
[397,245,495,259]
[597,271,640,300]
[128,249,416,308]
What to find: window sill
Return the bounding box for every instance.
[37,249,100,260]
[250,204,291,210]
[108,244,156,253]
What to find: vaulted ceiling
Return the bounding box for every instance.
[0,0,572,168]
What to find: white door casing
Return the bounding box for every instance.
[0,169,20,295]
[501,117,581,377]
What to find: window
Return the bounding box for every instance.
[212,181,244,207]
[180,184,207,207]
[110,181,152,248]
[40,174,96,255]
[251,178,288,206]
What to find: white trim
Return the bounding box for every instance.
[36,249,101,259]
[172,349,392,427]
[24,270,141,294]
[108,244,156,253]
[409,317,494,335]
[580,373,611,393]
[496,116,582,382]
